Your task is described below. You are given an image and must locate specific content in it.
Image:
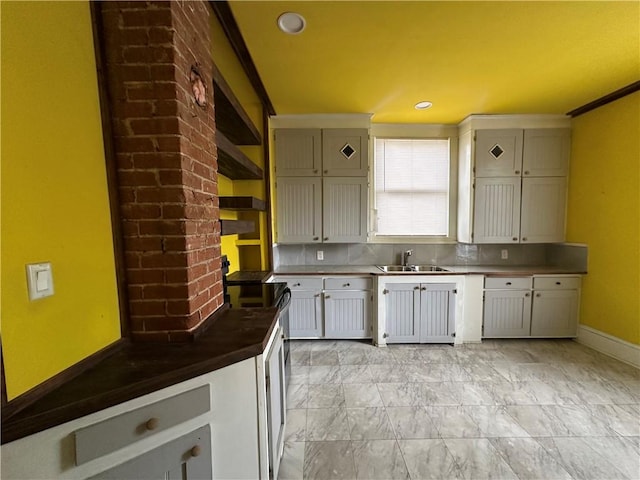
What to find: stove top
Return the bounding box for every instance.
[226,282,285,309]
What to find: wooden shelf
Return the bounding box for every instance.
[219,219,255,236]
[213,62,261,146]
[219,196,266,211]
[217,131,264,180]
[235,239,261,246]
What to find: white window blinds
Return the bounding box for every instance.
[374,138,450,236]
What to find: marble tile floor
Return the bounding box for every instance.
[278,339,640,480]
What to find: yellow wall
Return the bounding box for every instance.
[1,1,121,399]
[566,91,640,345]
[210,13,269,271]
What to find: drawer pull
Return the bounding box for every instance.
[293,283,301,287]
[190,445,202,457]
[414,286,420,290]
[313,237,319,241]
[343,283,350,287]
[506,282,512,286]
[555,281,562,285]
[145,418,159,431]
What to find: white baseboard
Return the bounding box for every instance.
[576,325,640,369]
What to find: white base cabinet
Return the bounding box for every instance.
[483,275,580,338]
[274,276,373,339]
[383,283,457,344]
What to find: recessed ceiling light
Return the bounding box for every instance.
[277,12,306,34]
[415,101,433,110]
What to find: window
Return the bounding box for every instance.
[374,138,451,237]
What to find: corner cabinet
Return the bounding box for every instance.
[384,283,457,344]
[458,118,571,244]
[275,128,369,244]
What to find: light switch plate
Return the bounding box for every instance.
[26,262,54,300]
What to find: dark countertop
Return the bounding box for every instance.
[1,305,279,445]
[272,265,586,276]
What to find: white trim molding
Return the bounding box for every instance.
[576,324,640,369]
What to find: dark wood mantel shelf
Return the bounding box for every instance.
[219,196,266,211]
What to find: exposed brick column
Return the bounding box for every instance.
[101,0,223,342]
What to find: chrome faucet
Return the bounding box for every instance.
[402,249,413,266]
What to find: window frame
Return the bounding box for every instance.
[368,124,458,244]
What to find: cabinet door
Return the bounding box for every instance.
[276,177,322,243]
[530,289,579,337]
[275,129,322,176]
[265,330,286,480]
[289,290,323,337]
[322,128,368,176]
[475,129,523,177]
[90,426,212,480]
[483,290,532,338]
[520,176,567,243]
[473,177,521,243]
[324,290,372,338]
[384,284,420,343]
[322,177,368,243]
[523,129,570,177]
[420,284,456,343]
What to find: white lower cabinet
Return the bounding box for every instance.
[2,351,282,480]
[274,276,372,339]
[483,275,580,338]
[384,283,456,344]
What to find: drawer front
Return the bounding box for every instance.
[533,276,581,290]
[75,385,210,465]
[324,277,372,290]
[485,277,532,290]
[277,277,323,290]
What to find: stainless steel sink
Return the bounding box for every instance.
[377,265,415,272]
[376,265,449,273]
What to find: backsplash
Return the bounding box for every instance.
[274,243,587,271]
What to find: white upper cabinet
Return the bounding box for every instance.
[520,176,567,243]
[473,177,522,244]
[275,128,368,177]
[522,129,571,177]
[321,129,369,176]
[274,129,322,176]
[276,177,322,243]
[322,177,368,243]
[475,129,524,177]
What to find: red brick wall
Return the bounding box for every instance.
[101,0,223,342]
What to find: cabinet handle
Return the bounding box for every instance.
[343,283,350,287]
[536,293,541,297]
[524,171,530,175]
[190,445,202,457]
[414,286,420,290]
[522,237,528,242]
[324,170,328,174]
[324,237,329,241]
[145,418,159,431]
[314,293,321,297]
[313,237,319,241]
[506,282,512,286]
[383,289,389,294]
[325,294,331,299]
[421,287,427,291]
[314,170,318,174]
[512,237,518,241]
[293,283,301,287]
[555,281,562,285]
[515,170,520,175]
[525,293,530,297]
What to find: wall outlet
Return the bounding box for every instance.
[316,250,324,261]
[501,249,509,260]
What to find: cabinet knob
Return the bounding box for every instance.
[515,170,520,175]
[314,293,321,297]
[325,294,331,299]
[323,237,329,241]
[525,293,530,297]
[314,170,318,174]
[145,418,159,431]
[524,171,530,175]
[522,237,528,242]
[190,445,202,457]
[536,293,541,297]
[313,236,319,241]
[512,237,518,241]
[324,170,328,174]
[293,283,301,287]
[414,286,420,290]
[421,287,427,291]
[555,281,562,285]
[506,282,512,285]
[343,283,350,287]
